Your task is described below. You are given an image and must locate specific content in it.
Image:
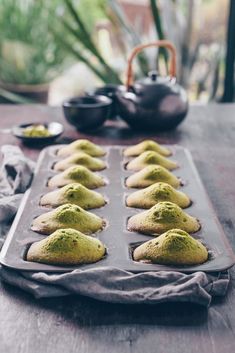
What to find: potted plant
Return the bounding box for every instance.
[0,0,65,103]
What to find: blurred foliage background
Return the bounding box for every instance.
[0,0,65,84]
[0,0,233,104]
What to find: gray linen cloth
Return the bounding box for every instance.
[0,145,230,307]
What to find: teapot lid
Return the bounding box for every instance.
[136,70,174,86]
[125,41,177,90]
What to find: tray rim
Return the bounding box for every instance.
[0,144,234,274]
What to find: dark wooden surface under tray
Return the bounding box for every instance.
[1,105,235,353]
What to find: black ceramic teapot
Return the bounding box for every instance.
[116,41,188,131]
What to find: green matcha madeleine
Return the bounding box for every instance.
[127,201,200,235]
[40,183,106,209]
[48,165,105,189]
[124,140,171,157]
[54,152,106,172]
[126,165,180,189]
[31,203,104,235]
[57,139,106,157]
[27,228,106,265]
[126,182,191,209]
[126,151,178,171]
[133,229,208,265]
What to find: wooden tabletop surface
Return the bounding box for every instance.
[0,104,235,353]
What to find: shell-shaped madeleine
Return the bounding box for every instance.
[126,182,190,209]
[127,201,200,235]
[48,166,105,189]
[40,183,105,209]
[27,228,106,265]
[126,165,180,189]
[133,229,208,265]
[124,140,171,157]
[54,152,106,172]
[31,204,104,235]
[57,139,105,157]
[126,151,178,171]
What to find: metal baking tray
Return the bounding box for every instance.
[0,145,234,273]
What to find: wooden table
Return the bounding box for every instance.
[0,104,235,353]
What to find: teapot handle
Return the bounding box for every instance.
[126,40,177,89]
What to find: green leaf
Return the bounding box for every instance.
[64,0,122,83]
[107,0,149,76]
[51,28,111,84]
[149,0,168,69]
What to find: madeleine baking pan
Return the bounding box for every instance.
[0,145,234,273]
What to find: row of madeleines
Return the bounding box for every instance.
[124,140,208,265]
[27,139,208,267]
[27,140,108,265]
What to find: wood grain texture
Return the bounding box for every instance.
[0,104,235,353]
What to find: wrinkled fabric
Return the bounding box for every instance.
[0,145,35,197]
[0,145,230,307]
[0,145,35,245]
[0,266,230,307]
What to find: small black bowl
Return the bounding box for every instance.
[12,122,64,145]
[63,95,112,131]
